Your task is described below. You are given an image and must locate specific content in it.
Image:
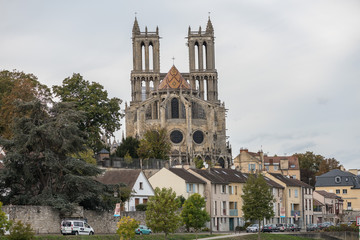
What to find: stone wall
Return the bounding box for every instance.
[3,205,146,234]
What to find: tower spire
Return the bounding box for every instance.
[132,16,140,35]
[206,15,214,34]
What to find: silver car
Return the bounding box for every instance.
[246,224,259,232]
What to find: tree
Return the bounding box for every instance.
[0,202,11,236]
[0,100,117,214]
[145,187,182,240]
[137,127,171,160]
[242,174,274,240]
[70,147,97,165]
[116,216,139,240]
[194,157,204,169]
[181,193,210,239]
[115,137,140,158]
[317,158,342,176]
[53,73,123,151]
[0,70,51,139]
[7,221,35,240]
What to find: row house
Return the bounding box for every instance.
[265,173,313,228]
[315,169,360,211]
[148,166,206,199]
[233,148,301,180]
[313,190,343,225]
[188,168,230,231]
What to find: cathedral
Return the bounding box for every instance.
[125,17,232,168]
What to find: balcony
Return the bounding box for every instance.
[229,209,238,216]
[291,210,301,217]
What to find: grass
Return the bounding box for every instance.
[35,233,218,240]
[222,233,315,240]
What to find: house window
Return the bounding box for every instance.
[295,189,298,198]
[347,202,352,210]
[214,184,217,194]
[248,164,256,172]
[274,166,278,171]
[265,166,269,171]
[292,175,296,179]
[343,189,347,194]
[336,189,340,194]
[221,185,227,194]
[214,201,217,215]
[143,198,148,204]
[290,164,295,168]
[289,189,291,197]
[139,182,143,190]
[335,176,341,183]
[229,186,233,195]
[222,201,227,215]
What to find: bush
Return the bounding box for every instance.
[7,220,35,240]
[202,227,210,232]
[116,216,139,240]
[324,224,358,232]
[135,204,147,211]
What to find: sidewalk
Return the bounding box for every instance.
[200,232,253,240]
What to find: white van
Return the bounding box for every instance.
[60,219,94,235]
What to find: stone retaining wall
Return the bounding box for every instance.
[3,205,146,234]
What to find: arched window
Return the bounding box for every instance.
[149,42,154,71]
[194,42,199,70]
[171,98,179,118]
[141,42,145,71]
[203,42,207,70]
[141,80,146,101]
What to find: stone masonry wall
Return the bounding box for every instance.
[3,205,146,234]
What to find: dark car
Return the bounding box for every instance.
[262,224,278,232]
[285,223,295,231]
[306,224,318,232]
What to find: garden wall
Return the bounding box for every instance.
[3,205,146,234]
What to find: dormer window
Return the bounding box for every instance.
[335,176,341,184]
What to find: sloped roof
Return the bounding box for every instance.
[158,65,191,90]
[211,168,247,183]
[98,148,110,154]
[315,169,360,189]
[95,169,141,189]
[315,190,341,199]
[191,169,228,184]
[313,199,324,206]
[269,173,312,188]
[169,168,206,184]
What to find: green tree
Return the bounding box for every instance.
[146,187,182,240]
[53,73,123,151]
[70,147,97,165]
[124,152,133,165]
[242,174,274,240]
[317,158,342,176]
[7,220,35,240]
[194,157,204,169]
[116,216,139,240]
[0,100,117,214]
[0,70,51,139]
[0,202,11,236]
[137,128,171,160]
[115,137,140,158]
[181,193,210,239]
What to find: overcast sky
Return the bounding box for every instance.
[1,0,359,169]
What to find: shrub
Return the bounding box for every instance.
[7,220,35,240]
[135,204,147,211]
[116,216,139,240]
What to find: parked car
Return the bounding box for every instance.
[246,224,259,233]
[318,222,334,229]
[285,223,295,231]
[135,225,152,235]
[61,219,94,235]
[262,224,278,232]
[293,224,301,231]
[306,224,318,232]
[276,224,286,232]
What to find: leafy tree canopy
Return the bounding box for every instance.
[53,73,123,151]
[115,136,140,158]
[145,187,182,240]
[181,193,210,239]
[0,70,51,139]
[194,157,204,169]
[242,174,274,239]
[0,100,118,215]
[137,127,171,160]
[0,202,11,236]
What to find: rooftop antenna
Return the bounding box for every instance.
[208,11,211,19]
[172,56,175,65]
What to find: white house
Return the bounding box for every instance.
[96,169,154,211]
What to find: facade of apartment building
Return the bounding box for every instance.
[265,173,313,228]
[315,169,360,211]
[313,190,343,224]
[188,168,230,231]
[148,166,206,199]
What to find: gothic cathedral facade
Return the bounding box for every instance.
[125,17,232,168]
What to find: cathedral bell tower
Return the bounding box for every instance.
[131,17,161,102]
[187,17,218,102]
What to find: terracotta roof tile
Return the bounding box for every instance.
[158,65,191,90]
